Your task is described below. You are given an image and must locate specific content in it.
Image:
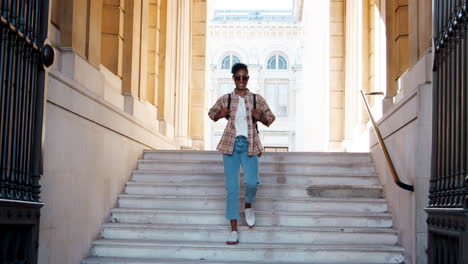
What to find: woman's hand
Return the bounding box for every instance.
[214,108,231,121]
[251,109,260,120]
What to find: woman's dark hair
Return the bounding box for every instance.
[231,63,248,75]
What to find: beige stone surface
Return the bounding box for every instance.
[330,58,344,71]
[330,37,345,57]
[39,103,146,264]
[190,0,207,148]
[39,67,177,264]
[101,65,125,110]
[396,36,409,76]
[330,71,344,92]
[418,0,432,57]
[330,1,345,22]
[408,0,419,66]
[102,5,120,34]
[51,0,60,26]
[122,0,142,98]
[193,22,207,35]
[88,0,103,68]
[330,91,345,108]
[330,109,344,140]
[60,0,88,58]
[330,22,344,36]
[146,73,156,104]
[330,0,345,145]
[192,36,207,56]
[101,34,120,74]
[395,5,408,36]
[148,27,157,50]
[370,54,433,263]
[139,0,150,101]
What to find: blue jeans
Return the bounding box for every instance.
[223,136,259,220]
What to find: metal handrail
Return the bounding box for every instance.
[360,90,414,192]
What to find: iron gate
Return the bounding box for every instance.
[0,0,53,263]
[429,0,468,263]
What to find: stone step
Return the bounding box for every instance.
[143,150,373,164]
[131,171,380,186]
[123,182,383,199]
[100,223,399,245]
[110,208,393,228]
[136,160,376,174]
[90,240,404,263]
[83,256,397,264]
[117,194,389,212]
[83,256,403,264]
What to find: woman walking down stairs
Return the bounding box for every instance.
[82,150,405,264]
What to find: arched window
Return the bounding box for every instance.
[267,53,288,70]
[221,54,241,69]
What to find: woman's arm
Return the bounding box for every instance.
[255,94,275,127]
[208,95,230,122]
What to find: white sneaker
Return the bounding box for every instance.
[245,208,255,227]
[226,231,239,245]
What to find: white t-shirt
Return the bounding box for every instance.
[235,97,248,137]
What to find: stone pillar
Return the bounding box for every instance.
[122,0,142,115]
[344,0,364,142]
[88,0,102,68]
[139,0,150,102]
[174,0,192,146]
[409,0,432,66]
[385,0,408,100]
[157,0,168,121]
[161,0,179,138]
[329,0,346,151]
[190,0,208,150]
[147,0,161,106]
[60,0,88,58]
[297,0,329,151]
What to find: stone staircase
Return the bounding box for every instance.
[82,150,405,264]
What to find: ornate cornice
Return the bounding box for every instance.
[209,23,302,39]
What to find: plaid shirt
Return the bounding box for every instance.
[208,89,276,156]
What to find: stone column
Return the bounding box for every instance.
[297,0,329,151]
[122,0,142,115]
[344,0,364,143]
[409,0,432,66]
[60,0,88,58]
[157,0,168,121]
[139,0,150,102]
[147,0,162,107]
[329,0,346,151]
[88,0,102,68]
[189,0,208,150]
[160,0,179,138]
[174,0,192,146]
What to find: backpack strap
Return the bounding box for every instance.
[253,93,257,109]
[225,94,231,120]
[252,93,259,134]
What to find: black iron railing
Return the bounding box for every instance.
[428,0,468,263]
[0,0,53,263]
[0,0,46,203]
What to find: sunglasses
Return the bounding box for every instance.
[233,75,250,81]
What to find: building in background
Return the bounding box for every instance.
[206,9,303,152]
